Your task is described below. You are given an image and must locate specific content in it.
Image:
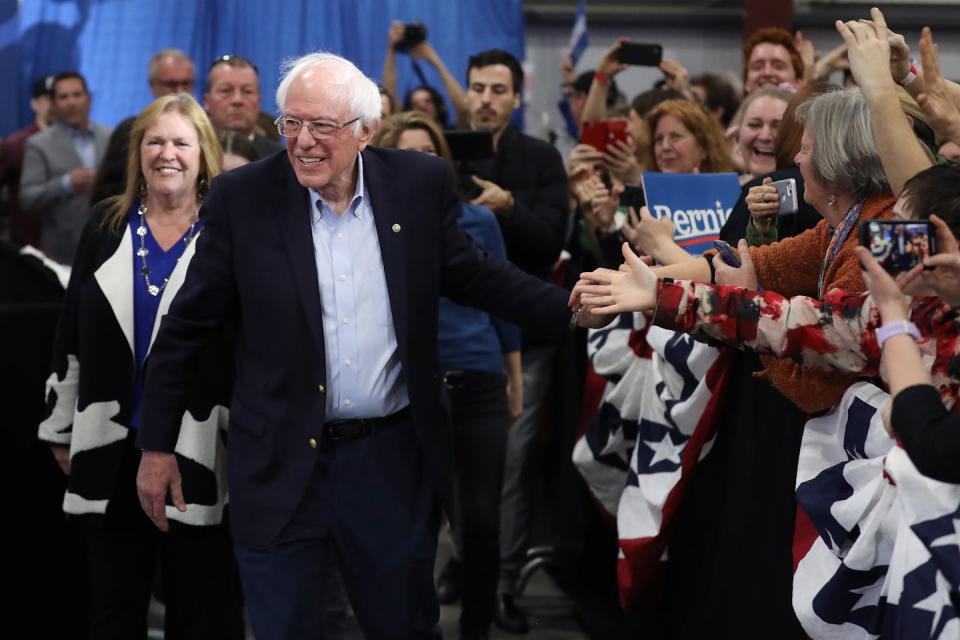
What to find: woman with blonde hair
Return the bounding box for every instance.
[39,93,243,639]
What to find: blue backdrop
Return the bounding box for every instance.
[0,0,524,136]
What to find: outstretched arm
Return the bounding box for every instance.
[411,41,469,126]
[837,9,931,196]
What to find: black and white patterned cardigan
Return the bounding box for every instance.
[38,204,233,525]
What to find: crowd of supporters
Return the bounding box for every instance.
[3,5,960,639]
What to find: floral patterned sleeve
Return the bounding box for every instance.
[651,279,957,382]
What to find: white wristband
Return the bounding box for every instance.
[876,320,920,348]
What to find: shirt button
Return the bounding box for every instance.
[308,438,318,449]
[336,233,344,240]
[342,317,350,324]
[339,274,347,281]
[318,384,325,394]
[345,358,352,366]
[344,399,352,407]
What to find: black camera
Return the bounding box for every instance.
[394,22,428,52]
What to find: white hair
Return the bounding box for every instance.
[275,52,381,135]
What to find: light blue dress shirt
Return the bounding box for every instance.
[309,154,409,420]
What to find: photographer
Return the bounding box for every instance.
[382,20,468,128]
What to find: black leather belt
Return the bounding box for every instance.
[323,407,410,444]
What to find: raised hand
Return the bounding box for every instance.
[836,11,895,97]
[854,246,911,323]
[915,27,960,144]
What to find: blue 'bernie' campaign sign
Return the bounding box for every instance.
[641,172,742,257]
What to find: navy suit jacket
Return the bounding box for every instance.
[138,147,571,545]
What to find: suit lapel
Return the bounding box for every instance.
[94,226,135,358]
[51,124,83,168]
[275,160,327,353]
[362,149,408,362]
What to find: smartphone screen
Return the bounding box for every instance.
[617,43,663,67]
[859,220,936,274]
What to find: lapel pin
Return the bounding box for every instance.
[391,223,401,233]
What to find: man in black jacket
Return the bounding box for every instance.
[455,48,569,635]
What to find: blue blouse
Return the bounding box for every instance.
[128,202,200,428]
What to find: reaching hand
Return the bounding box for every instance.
[137,451,187,532]
[836,12,895,97]
[746,177,779,233]
[915,27,960,145]
[410,41,439,65]
[854,246,911,323]
[856,7,912,82]
[659,58,689,95]
[795,31,816,81]
[622,206,674,257]
[387,21,405,47]
[570,243,658,315]
[598,38,630,79]
[713,239,758,289]
[812,43,850,80]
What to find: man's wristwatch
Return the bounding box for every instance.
[876,320,920,348]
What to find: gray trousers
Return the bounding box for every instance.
[497,345,557,595]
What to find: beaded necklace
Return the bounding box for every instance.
[136,202,200,296]
[817,200,863,298]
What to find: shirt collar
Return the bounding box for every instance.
[310,152,365,223]
[57,121,93,138]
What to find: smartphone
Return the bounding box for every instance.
[858,219,936,274]
[617,43,663,67]
[770,178,798,216]
[444,130,495,162]
[713,240,741,268]
[620,186,645,211]
[580,120,628,153]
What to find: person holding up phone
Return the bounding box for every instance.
[381,21,470,129]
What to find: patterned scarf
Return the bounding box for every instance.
[818,200,864,297]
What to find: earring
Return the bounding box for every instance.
[827,194,836,208]
[138,181,148,200]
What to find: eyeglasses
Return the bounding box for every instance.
[209,55,259,75]
[274,115,361,140]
